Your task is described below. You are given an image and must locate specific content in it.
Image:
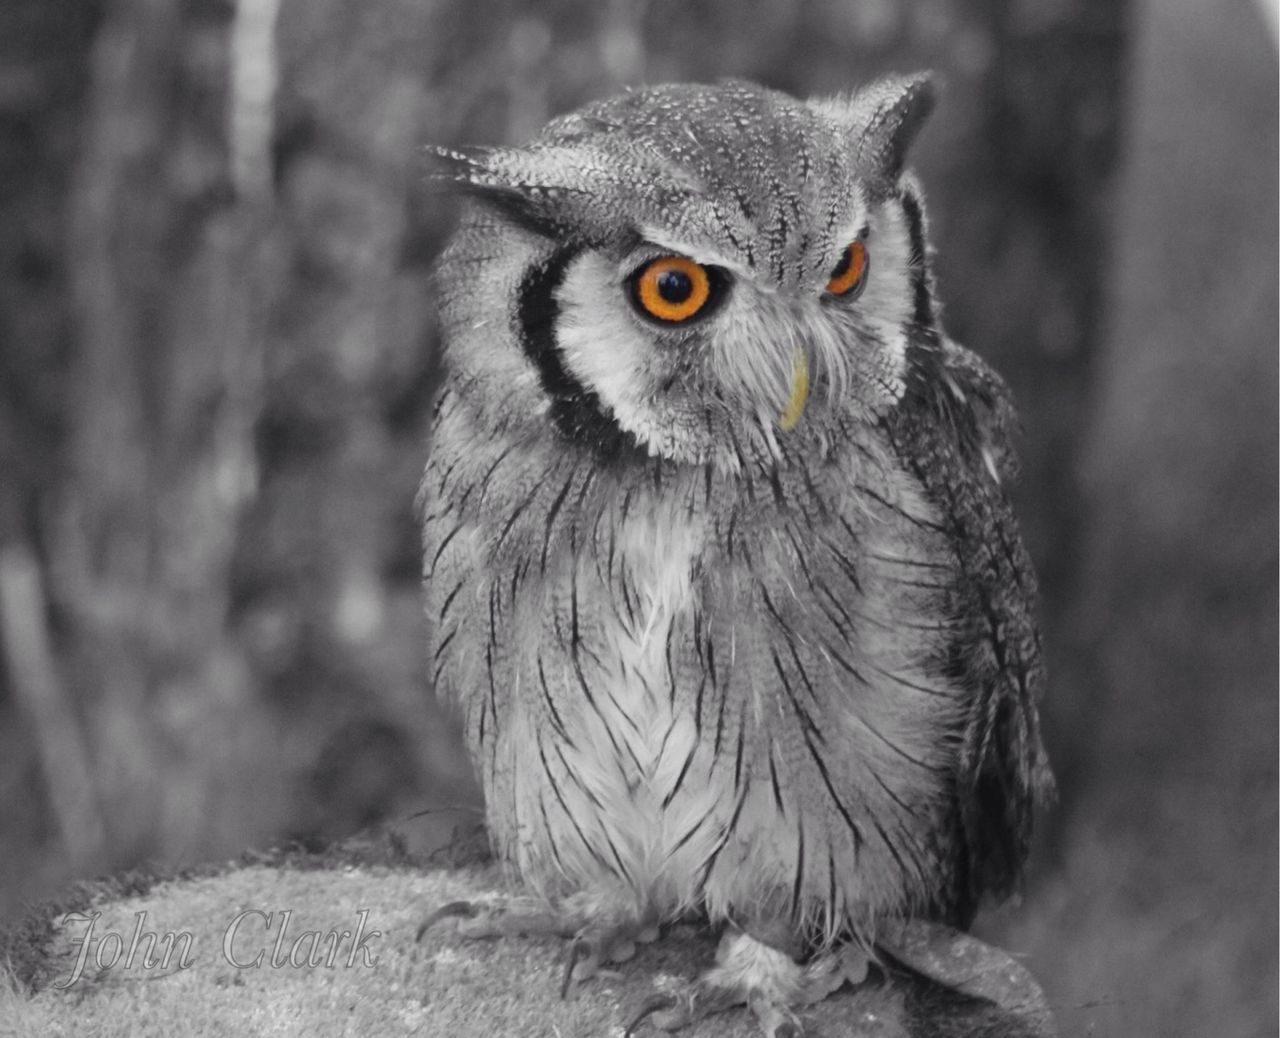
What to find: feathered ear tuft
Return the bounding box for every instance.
[855,72,936,179]
[427,143,656,244]
[813,72,937,192]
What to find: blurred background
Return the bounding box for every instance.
[0,0,1274,1034]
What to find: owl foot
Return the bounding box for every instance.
[561,918,661,998]
[625,930,869,1037]
[415,898,577,943]
[416,897,659,999]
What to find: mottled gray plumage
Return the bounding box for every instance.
[421,75,1052,1034]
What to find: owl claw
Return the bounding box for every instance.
[414,900,477,942]
[624,994,679,1036]
[559,936,592,999]
[561,924,645,998]
[626,984,807,1036]
[626,932,869,1035]
[625,983,746,1032]
[415,897,581,946]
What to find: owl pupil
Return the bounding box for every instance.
[831,247,852,279]
[657,270,693,303]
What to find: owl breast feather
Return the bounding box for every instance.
[425,424,970,944]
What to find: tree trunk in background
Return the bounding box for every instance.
[50,0,282,867]
[989,3,1278,1034]
[0,0,104,900]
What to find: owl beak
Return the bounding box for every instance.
[778,350,810,431]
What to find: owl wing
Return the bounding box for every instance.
[884,334,1053,923]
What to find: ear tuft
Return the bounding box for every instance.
[859,72,936,177]
[816,72,937,187]
[425,143,607,239]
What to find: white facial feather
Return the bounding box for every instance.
[554,251,704,462]
[508,500,729,913]
[553,193,918,470]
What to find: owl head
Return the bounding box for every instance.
[433,75,937,471]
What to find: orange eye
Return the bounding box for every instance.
[826,239,870,298]
[631,255,713,323]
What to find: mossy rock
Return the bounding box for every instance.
[0,834,1052,1037]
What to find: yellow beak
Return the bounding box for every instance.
[778,350,810,431]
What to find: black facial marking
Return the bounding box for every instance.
[516,248,644,460]
[899,189,935,330]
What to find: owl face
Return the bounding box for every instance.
[434,76,936,470]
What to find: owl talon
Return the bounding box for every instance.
[560,936,594,999]
[792,942,869,1004]
[627,931,868,1035]
[562,922,649,998]
[414,900,477,942]
[624,994,679,1036]
[415,898,581,946]
[626,982,747,1032]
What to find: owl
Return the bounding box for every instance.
[420,75,1052,1036]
